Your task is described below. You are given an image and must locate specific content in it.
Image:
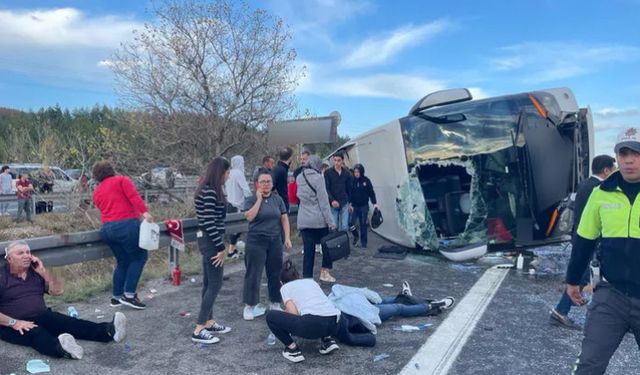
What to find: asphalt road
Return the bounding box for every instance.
[1,233,638,375]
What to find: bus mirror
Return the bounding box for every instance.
[409,88,473,116]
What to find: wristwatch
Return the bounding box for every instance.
[8,318,16,327]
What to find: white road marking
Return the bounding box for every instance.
[399,264,511,375]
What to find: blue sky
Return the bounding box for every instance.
[1,0,639,156]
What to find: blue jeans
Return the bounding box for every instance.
[331,204,349,231]
[376,296,429,321]
[555,268,590,315]
[350,205,369,247]
[101,218,149,298]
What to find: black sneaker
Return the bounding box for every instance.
[191,329,220,344]
[204,322,231,334]
[227,250,239,259]
[282,345,305,363]
[110,298,122,307]
[119,294,146,310]
[319,337,339,355]
[431,297,455,310]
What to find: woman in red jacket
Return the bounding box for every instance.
[92,161,154,310]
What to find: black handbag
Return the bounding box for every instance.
[321,230,351,262]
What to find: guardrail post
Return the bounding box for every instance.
[168,244,180,275]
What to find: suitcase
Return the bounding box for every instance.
[321,231,351,262]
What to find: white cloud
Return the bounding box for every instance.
[343,19,451,68]
[267,0,373,50]
[593,107,640,118]
[489,42,640,84]
[0,8,140,48]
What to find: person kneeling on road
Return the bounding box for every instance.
[266,260,340,363]
[0,241,127,359]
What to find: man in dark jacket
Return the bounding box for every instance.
[550,155,615,329]
[273,147,293,213]
[567,128,640,374]
[324,153,352,231]
[349,164,377,248]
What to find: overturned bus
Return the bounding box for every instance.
[333,87,593,259]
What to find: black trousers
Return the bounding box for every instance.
[0,309,113,358]
[196,237,224,325]
[243,234,283,305]
[266,310,338,346]
[300,228,332,278]
[573,283,640,374]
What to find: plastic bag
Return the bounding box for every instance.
[139,221,160,250]
[371,207,383,229]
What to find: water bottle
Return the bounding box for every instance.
[581,288,593,304]
[516,253,524,270]
[67,306,78,318]
[267,333,276,345]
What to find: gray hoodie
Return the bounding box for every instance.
[295,155,334,229]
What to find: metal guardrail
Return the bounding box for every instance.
[0,187,196,204]
[0,207,298,268]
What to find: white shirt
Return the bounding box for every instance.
[280,279,340,317]
[0,173,12,194]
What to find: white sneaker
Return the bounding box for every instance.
[253,303,267,318]
[269,302,282,311]
[243,305,254,321]
[58,333,84,359]
[402,280,413,296]
[315,244,322,254]
[112,312,127,343]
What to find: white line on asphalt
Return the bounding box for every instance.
[399,264,512,375]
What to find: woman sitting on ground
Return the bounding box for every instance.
[265,260,341,363]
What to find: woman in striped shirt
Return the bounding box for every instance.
[192,157,232,344]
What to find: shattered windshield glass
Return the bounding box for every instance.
[397,96,529,251]
[402,98,521,164]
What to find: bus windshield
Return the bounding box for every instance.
[401,97,522,165]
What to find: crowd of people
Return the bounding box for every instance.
[0,149,455,365]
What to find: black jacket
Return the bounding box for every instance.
[349,164,376,207]
[324,167,352,206]
[272,160,290,211]
[572,176,602,234]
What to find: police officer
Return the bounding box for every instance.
[567,127,640,374]
[549,155,616,330]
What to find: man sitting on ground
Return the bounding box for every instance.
[0,241,127,359]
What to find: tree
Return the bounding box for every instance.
[110,0,303,165]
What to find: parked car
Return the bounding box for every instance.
[6,163,78,193]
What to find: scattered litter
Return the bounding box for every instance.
[528,268,536,275]
[96,315,105,319]
[150,288,158,294]
[393,323,431,332]
[124,341,131,353]
[26,359,50,374]
[484,326,494,331]
[267,333,276,345]
[179,311,191,317]
[415,363,421,369]
[382,283,394,288]
[190,278,196,283]
[146,294,154,299]
[373,353,390,362]
[448,263,480,273]
[94,308,101,313]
